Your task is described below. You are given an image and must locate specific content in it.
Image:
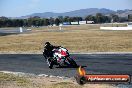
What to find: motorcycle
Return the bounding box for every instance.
[44,47,78,69]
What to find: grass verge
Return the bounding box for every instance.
[0,72,30,87]
[0,24,132,53]
[49,82,81,88]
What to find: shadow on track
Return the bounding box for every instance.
[55,65,87,68]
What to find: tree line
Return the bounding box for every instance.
[0,13,131,27]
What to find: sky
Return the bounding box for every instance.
[0,0,132,17]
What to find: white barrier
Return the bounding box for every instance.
[79,21,86,24]
[71,22,79,25]
[100,27,132,30]
[59,24,63,30]
[27,29,32,31]
[19,27,23,32]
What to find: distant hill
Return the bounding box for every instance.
[116,9,132,17]
[18,8,132,19]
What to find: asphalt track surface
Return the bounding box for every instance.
[0,54,132,77]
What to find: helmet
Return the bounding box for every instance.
[45,42,51,47]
